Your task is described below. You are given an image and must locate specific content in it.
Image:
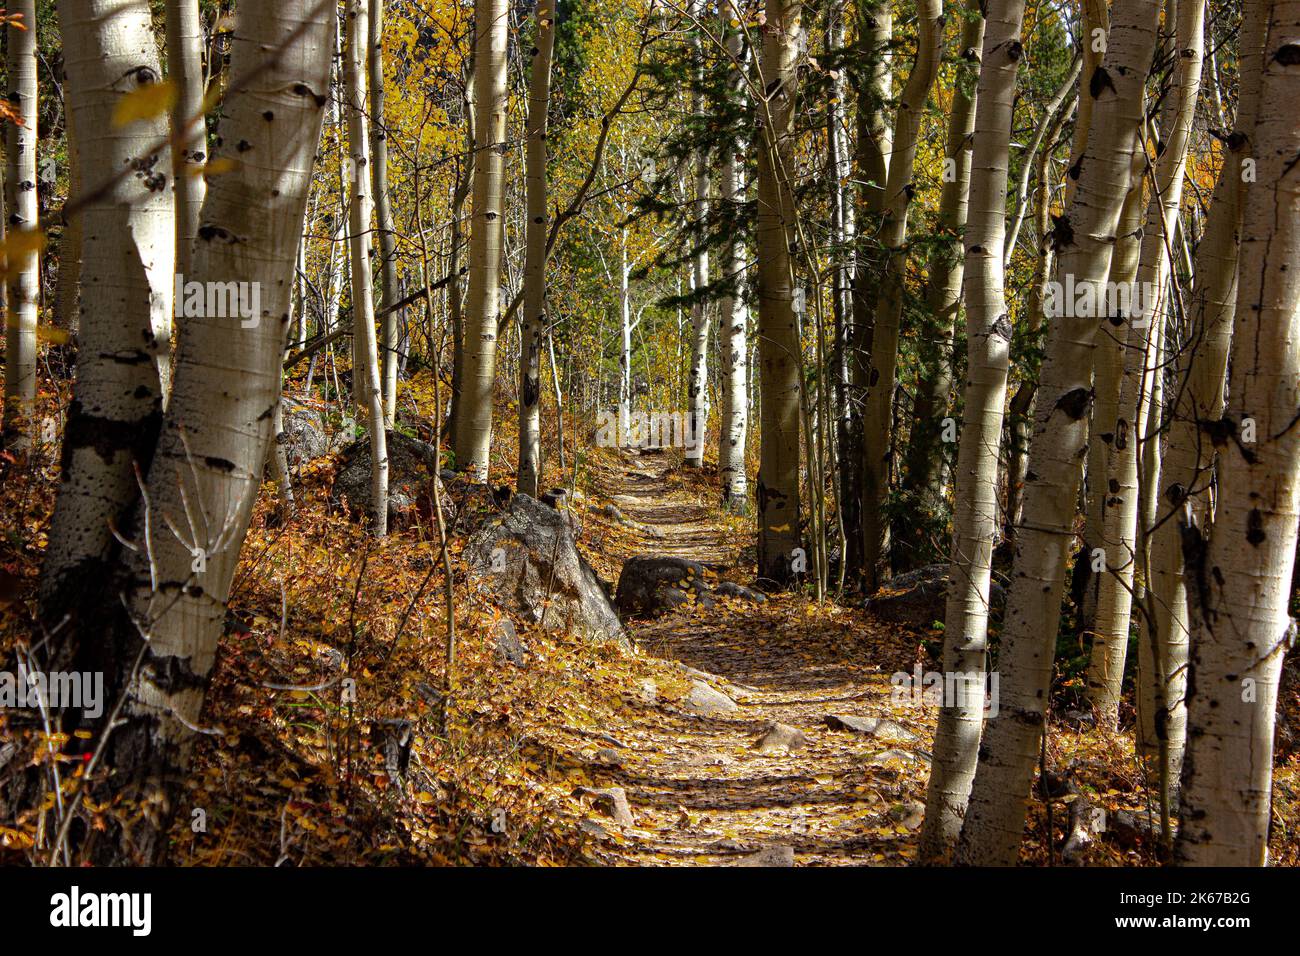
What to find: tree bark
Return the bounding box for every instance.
[1087,0,1205,729]
[755,0,802,583]
[165,0,207,281]
[1145,0,1266,789]
[369,0,401,428]
[900,0,985,545]
[718,0,748,510]
[2,0,39,449]
[40,0,175,619]
[517,0,555,498]
[452,0,508,482]
[955,0,1160,865]
[916,0,1019,864]
[858,0,944,590]
[1174,0,1300,866]
[343,0,388,534]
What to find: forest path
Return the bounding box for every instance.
[568,450,931,866]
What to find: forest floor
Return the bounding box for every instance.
[2,399,1297,865]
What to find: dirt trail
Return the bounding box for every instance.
[566,450,933,866]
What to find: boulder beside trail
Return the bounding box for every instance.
[866,563,1005,629]
[464,494,626,646]
[330,430,455,529]
[615,556,714,617]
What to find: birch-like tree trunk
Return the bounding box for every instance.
[54,103,83,333]
[517,0,555,498]
[1087,0,1205,728]
[452,0,508,482]
[955,0,1160,865]
[1145,0,1266,785]
[343,0,388,534]
[1174,0,1300,866]
[916,0,1019,863]
[1004,78,1076,538]
[900,0,984,534]
[369,0,401,427]
[841,0,892,579]
[165,0,207,280]
[858,0,943,589]
[104,1,333,863]
[2,0,38,449]
[717,0,748,509]
[40,0,175,619]
[684,0,710,469]
[755,0,802,583]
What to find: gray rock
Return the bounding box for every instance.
[753,722,808,753]
[636,679,658,704]
[683,680,738,716]
[616,555,713,618]
[715,581,768,603]
[732,845,794,867]
[868,748,927,767]
[823,714,916,741]
[577,786,635,827]
[888,801,926,830]
[493,618,526,667]
[867,563,1005,630]
[596,747,623,766]
[330,430,456,529]
[279,404,333,467]
[464,494,627,646]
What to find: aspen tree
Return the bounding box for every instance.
[1146,0,1266,788]
[901,0,985,529]
[955,0,1161,865]
[109,0,334,862]
[858,0,943,590]
[718,0,749,509]
[2,0,38,449]
[518,0,556,498]
[684,0,710,469]
[370,0,401,427]
[755,0,803,582]
[165,0,206,280]
[41,0,175,619]
[1175,0,1300,866]
[343,0,388,534]
[1087,0,1205,729]
[452,0,509,482]
[917,0,1021,864]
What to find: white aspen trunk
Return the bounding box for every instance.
[343,0,388,534]
[684,0,710,469]
[40,0,175,616]
[1005,77,1075,539]
[718,0,748,509]
[902,0,985,526]
[1081,156,1147,632]
[1088,0,1205,729]
[1146,0,1267,782]
[452,0,508,482]
[1174,0,1300,866]
[916,0,1019,864]
[517,0,555,498]
[2,0,38,449]
[55,102,83,332]
[755,0,803,583]
[955,0,1161,865]
[618,230,632,448]
[858,0,944,591]
[108,0,334,863]
[165,0,207,280]
[1064,0,1110,208]
[842,0,891,579]
[369,0,401,428]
